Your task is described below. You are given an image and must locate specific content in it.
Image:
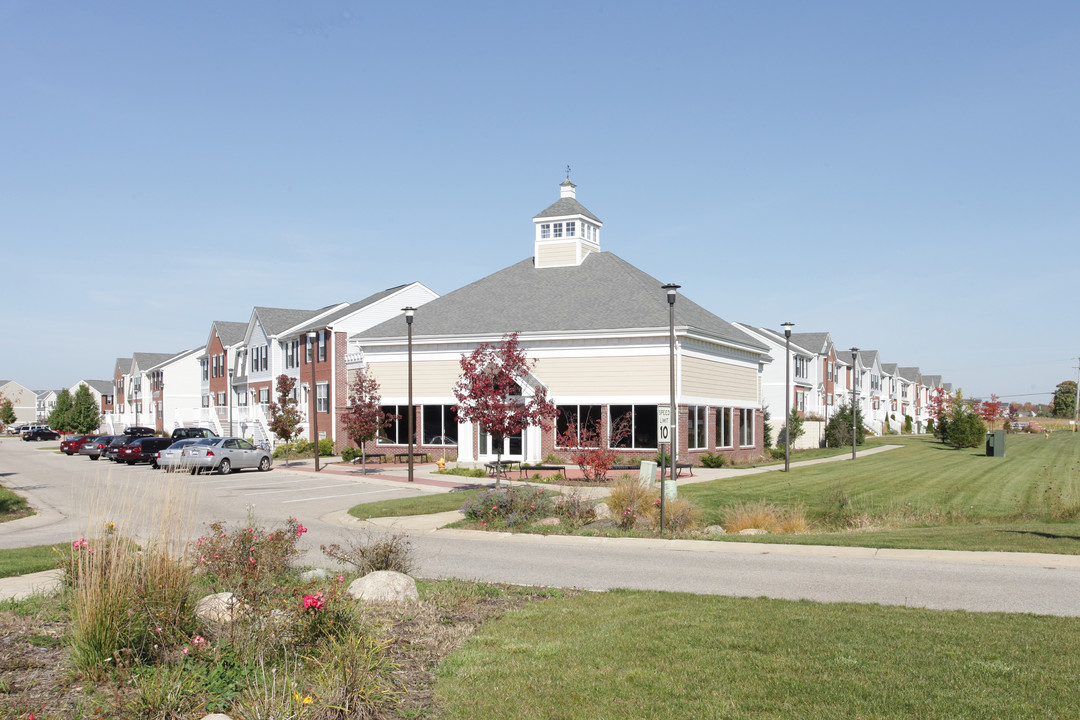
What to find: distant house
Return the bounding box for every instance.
[35,389,57,422]
[0,380,37,424]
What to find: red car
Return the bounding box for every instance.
[117,437,175,466]
[60,435,96,455]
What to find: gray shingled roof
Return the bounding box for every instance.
[858,350,879,367]
[356,252,768,351]
[898,367,921,382]
[254,305,339,336]
[533,197,602,223]
[132,352,178,371]
[881,363,898,374]
[789,332,830,355]
[922,374,942,388]
[213,321,249,347]
[83,379,114,394]
[746,326,816,356]
[292,285,410,334]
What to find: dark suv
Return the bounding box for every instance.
[117,437,176,466]
[103,435,135,462]
[171,427,218,440]
[123,426,157,438]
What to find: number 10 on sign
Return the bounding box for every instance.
[658,405,673,443]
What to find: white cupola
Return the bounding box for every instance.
[532,175,603,268]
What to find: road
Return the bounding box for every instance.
[3,437,1080,617]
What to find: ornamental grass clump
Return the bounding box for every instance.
[722,500,809,535]
[606,475,658,530]
[459,487,556,528]
[321,530,415,576]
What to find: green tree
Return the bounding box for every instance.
[47,389,73,431]
[777,407,804,448]
[0,398,15,426]
[825,400,865,447]
[69,384,102,434]
[945,402,987,448]
[1052,380,1077,419]
[762,406,773,448]
[268,374,304,466]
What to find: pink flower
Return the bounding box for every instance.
[191,634,208,649]
[303,592,326,612]
[337,575,345,583]
[181,647,189,655]
[72,538,88,548]
[294,523,308,538]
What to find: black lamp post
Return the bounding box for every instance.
[404,307,415,483]
[661,283,680,533]
[307,331,320,472]
[782,322,795,472]
[850,347,859,461]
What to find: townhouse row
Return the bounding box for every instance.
[77,177,949,463]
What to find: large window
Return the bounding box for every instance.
[687,405,707,449]
[316,382,329,412]
[740,409,755,447]
[716,407,732,448]
[422,405,458,445]
[318,331,327,362]
[556,404,602,447]
[259,388,270,404]
[794,356,809,380]
[609,405,658,449]
[378,405,416,445]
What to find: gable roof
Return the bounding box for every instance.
[82,379,114,394]
[356,252,767,352]
[881,363,898,374]
[252,305,342,337]
[212,321,249,347]
[291,285,411,335]
[898,367,921,382]
[788,332,831,355]
[132,352,178,372]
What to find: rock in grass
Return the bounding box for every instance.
[301,568,329,582]
[704,525,727,535]
[593,502,611,519]
[347,570,419,604]
[195,592,245,623]
[534,517,561,526]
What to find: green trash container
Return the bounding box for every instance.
[985,430,1006,458]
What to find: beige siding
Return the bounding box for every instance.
[533,356,668,396]
[535,242,576,268]
[362,360,462,397]
[682,356,757,402]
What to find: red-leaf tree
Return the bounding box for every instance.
[341,368,394,475]
[557,413,631,482]
[978,394,1004,430]
[267,374,304,467]
[927,386,949,442]
[452,333,557,487]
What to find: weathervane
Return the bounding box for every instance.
[565,164,571,181]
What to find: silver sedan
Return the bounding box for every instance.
[155,439,201,471]
[181,437,273,474]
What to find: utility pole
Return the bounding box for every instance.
[1074,356,1079,433]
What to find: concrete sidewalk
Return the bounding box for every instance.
[0,569,62,601]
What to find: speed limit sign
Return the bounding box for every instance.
[657,405,672,443]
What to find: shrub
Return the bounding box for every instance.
[946,408,987,449]
[459,487,556,527]
[321,531,415,575]
[769,446,786,460]
[904,415,913,433]
[606,475,658,530]
[699,452,726,468]
[341,446,361,463]
[825,403,865,447]
[437,466,487,478]
[651,496,702,533]
[192,517,307,603]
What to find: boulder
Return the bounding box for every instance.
[593,502,611,519]
[704,525,727,535]
[195,592,245,623]
[347,570,419,604]
[300,568,329,582]
[534,517,561,526]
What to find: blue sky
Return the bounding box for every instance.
[2,1,1077,402]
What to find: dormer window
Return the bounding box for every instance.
[540,223,551,239]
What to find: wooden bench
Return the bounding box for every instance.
[394,451,428,464]
[517,464,565,478]
[484,460,521,479]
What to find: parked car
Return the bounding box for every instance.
[170,427,218,440]
[102,435,135,462]
[155,439,201,472]
[123,426,157,438]
[9,423,48,436]
[22,428,60,442]
[78,436,115,460]
[117,437,176,466]
[181,437,272,474]
[60,435,96,455]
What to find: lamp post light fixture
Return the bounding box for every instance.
[661,283,680,534]
[850,347,859,461]
[781,322,795,472]
[403,307,416,483]
[307,331,320,472]
[228,368,234,438]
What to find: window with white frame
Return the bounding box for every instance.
[237,391,248,406]
[216,391,226,406]
[556,404,603,447]
[794,356,809,380]
[739,408,755,447]
[316,382,329,412]
[827,392,833,406]
[796,390,806,413]
[540,223,550,239]
[378,405,416,445]
[259,388,270,404]
[318,330,327,362]
[716,407,732,448]
[422,405,458,445]
[306,336,314,363]
[687,405,707,449]
[201,360,208,381]
[201,395,210,408]
[261,346,268,371]
[566,221,576,236]
[553,222,563,238]
[609,405,658,449]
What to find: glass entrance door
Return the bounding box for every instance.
[478,430,524,460]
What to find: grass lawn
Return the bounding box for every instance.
[679,432,1080,552]
[437,590,1080,720]
[0,544,62,578]
[348,489,479,519]
[0,483,33,523]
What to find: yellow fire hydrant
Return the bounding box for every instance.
[436,457,446,471]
